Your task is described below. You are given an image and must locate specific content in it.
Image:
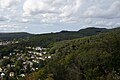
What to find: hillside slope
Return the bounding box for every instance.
[0,27,110,57]
[0,32,32,40]
[27,29,120,80]
[24,27,109,47]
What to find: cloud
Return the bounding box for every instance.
[1,0,120,33]
[0,24,18,31]
[0,15,8,21]
[23,0,58,16]
[84,0,120,18]
[22,0,84,24]
[23,0,83,17]
[21,18,29,23]
[0,0,20,9]
[0,24,27,32]
[0,0,22,24]
[60,0,82,17]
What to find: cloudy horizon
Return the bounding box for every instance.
[0,0,120,33]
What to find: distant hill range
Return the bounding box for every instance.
[0,27,119,47]
[26,27,120,80]
[0,32,32,41]
[16,27,114,47]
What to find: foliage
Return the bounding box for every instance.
[0,27,120,80]
[0,32,32,41]
[27,29,120,80]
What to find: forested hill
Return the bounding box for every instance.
[0,27,117,47]
[0,27,120,80]
[27,28,120,80]
[0,27,112,57]
[0,32,32,41]
[0,27,108,41]
[24,27,110,47]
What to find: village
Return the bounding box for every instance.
[0,41,19,46]
[0,46,51,80]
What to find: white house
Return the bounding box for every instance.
[9,72,15,77]
[0,68,3,72]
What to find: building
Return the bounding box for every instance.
[9,72,15,77]
[0,68,3,72]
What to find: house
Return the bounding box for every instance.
[19,74,25,77]
[23,65,27,70]
[3,56,9,59]
[1,73,5,77]
[31,68,35,71]
[48,56,51,59]
[28,61,33,67]
[11,64,15,67]
[35,47,42,51]
[7,64,11,68]
[31,56,35,59]
[45,56,47,59]
[26,46,31,49]
[9,72,15,77]
[43,52,46,54]
[0,68,3,72]
[36,68,38,70]
[38,53,42,56]
[38,57,45,61]
[28,51,32,54]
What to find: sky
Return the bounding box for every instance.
[0,0,120,34]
